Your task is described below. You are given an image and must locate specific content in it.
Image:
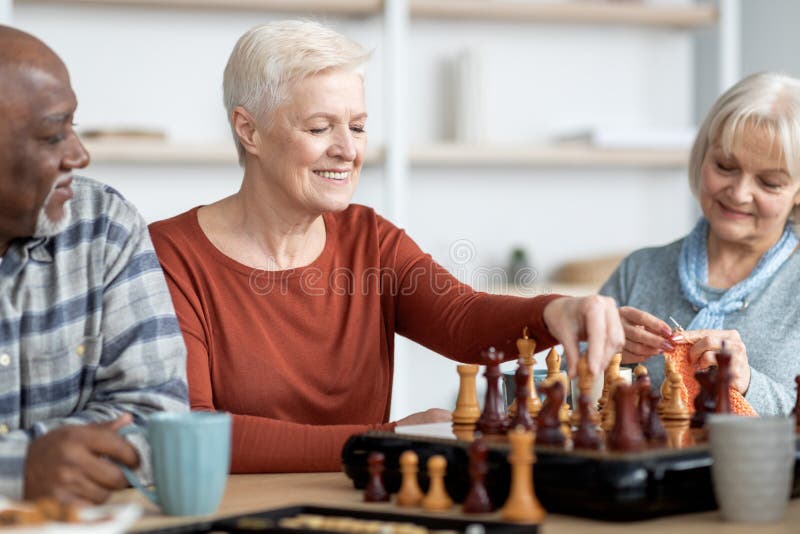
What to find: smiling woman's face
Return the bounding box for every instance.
[699,123,800,251]
[252,68,367,217]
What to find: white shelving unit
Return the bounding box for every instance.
[9,0,733,419]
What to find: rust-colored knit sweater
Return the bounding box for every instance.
[663,342,757,416]
[150,205,561,473]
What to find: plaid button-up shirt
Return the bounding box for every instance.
[0,176,189,498]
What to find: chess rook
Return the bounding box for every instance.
[453,364,481,426]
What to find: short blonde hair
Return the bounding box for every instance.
[223,20,370,165]
[688,72,800,233]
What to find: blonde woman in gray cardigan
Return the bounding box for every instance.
[601,72,800,416]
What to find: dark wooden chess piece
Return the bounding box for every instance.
[509,362,535,431]
[691,367,717,429]
[793,375,800,430]
[476,348,510,436]
[636,378,651,434]
[364,451,389,502]
[463,435,493,513]
[572,392,601,450]
[607,383,646,452]
[535,380,565,447]
[644,389,667,445]
[714,342,732,414]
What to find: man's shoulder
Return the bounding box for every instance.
[70,175,142,224]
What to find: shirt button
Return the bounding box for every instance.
[75,344,85,357]
[0,424,8,435]
[0,354,10,367]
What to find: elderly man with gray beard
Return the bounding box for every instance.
[0,25,188,504]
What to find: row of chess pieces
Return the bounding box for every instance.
[364,427,545,524]
[452,328,800,452]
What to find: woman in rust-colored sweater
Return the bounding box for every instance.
[149,21,624,473]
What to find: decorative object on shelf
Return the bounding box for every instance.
[551,253,625,288]
[451,48,487,144]
[507,246,533,286]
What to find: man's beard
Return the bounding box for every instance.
[33,175,73,238]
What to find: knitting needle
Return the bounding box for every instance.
[668,316,685,343]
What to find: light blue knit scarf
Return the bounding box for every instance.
[678,217,799,330]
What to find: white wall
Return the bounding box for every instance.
[13,3,698,420]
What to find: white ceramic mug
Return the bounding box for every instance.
[708,415,796,523]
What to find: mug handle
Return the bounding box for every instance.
[118,425,159,506]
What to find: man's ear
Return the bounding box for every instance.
[232,106,260,157]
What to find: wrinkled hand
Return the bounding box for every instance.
[683,329,751,394]
[618,306,676,364]
[542,295,625,377]
[394,408,452,427]
[24,414,139,506]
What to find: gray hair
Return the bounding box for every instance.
[688,72,800,234]
[223,20,370,165]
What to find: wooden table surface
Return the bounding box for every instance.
[115,471,800,533]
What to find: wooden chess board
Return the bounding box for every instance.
[341,422,800,521]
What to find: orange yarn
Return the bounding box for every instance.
[663,341,757,417]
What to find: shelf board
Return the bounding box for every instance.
[411,144,688,168]
[16,0,382,15]
[486,283,600,298]
[83,140,687,168]
[82,139,386,165]
[411,0,717,29]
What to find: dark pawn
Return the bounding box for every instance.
[535,380,565,447]
[644,389,667,445]
[608,383,646,452]
[793,376,800,429]
[476,348,510,436]
[364,451,390,502]
[636,379,651,433]
[573,393,601,450]
[463,435,493,513]
[691,367,717,429]
[714,342,732,414]
[509,362,534,431]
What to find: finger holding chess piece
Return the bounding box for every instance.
[572,356,600,427]
[599,353,622,414]
[421,455,453,511]
[396,450,424,507]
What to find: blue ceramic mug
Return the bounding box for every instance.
[119,411,231,516]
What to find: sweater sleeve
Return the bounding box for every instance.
[382,222,562,361]
[744,366,797,416]
[150,223,394,473]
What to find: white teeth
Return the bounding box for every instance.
[317,171,348,180]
